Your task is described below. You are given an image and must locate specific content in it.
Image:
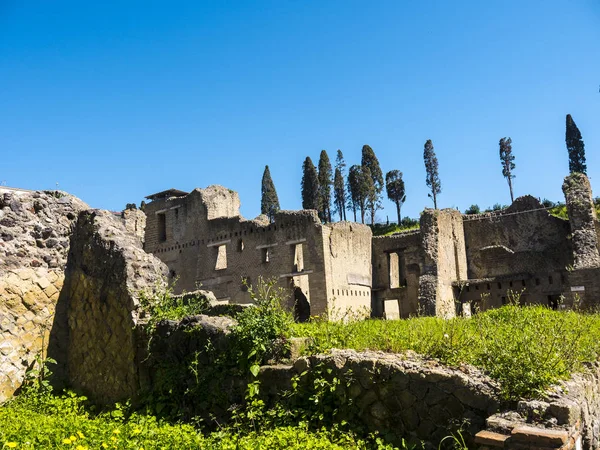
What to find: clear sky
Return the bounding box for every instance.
[1,1,599,221]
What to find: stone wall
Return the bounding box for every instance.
[0,190,87,402]
[475,362,600,449]
[121,208,146,244]
[143,186,372,320]
[54,209,168,404]
[372,230,422,318]
[0,268,64,402]
[418,209,467,318]
[458,197,572,311]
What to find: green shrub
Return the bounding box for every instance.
[0,392,401,449]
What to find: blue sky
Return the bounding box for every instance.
[1,1,599,221]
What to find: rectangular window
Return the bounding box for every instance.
[293,243,304,272]
[389,252,400,288]
[215,244,227,270]
[157,213,167,242]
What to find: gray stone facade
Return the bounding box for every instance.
[143,186,372,320]
[144,173,600,320]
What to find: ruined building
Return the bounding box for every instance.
[144,173,600,320]
[143,186,372,320]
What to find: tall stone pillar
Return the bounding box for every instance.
[562,173,600,269]
[418,209,468,318]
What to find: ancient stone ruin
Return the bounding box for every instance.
[143,172,600,320]
[2,173,600,448]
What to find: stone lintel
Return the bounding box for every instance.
[256,243,279,249]
[206,239,231,248]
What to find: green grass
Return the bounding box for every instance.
[0,392,399,450]
[292,305,600,400]
[370,222,420,237]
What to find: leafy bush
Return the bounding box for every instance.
[292,305,600,399]
[1,391,401,449]
[230,277,294,374]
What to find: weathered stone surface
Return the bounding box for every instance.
[563,173,600,269]
[0,189,88,403]
[53,209,168,404]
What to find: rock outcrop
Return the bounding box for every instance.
[0,190,88,403]
[56,209,168,404]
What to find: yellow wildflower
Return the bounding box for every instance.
[132,428,142,435]
[77,432,85,439]
[75,446,87,450]
[5,443,18,449]
[69,436,77,442]
[112,429,120,434]
[62,438,72,445]
[101,444,108,449]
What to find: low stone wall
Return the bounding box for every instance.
[0,268,64,402]
[475,362,600,449]
[260,350,501,448]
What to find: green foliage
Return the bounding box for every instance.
[231,277,294,374]
[566,114,586,175]
[347,164,372,224]
[464,204,480,215]
[483,203,507,213]
[423,139,441,209]
[261,165,280,222]
[361,145,384,225]
[124,203,137,210]
[301,156,320,211]
[333,150,347,221]
[292,305,600,400]
[318,150,333,222]
[1,391,397,449]
[499,137,516,202]
[370,218,419,236]
[138,280,211,332]
[385,170,406,225]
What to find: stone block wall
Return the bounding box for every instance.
[475,362,600,449]
[56,210,168,404]
[0,189,87,402]
[372,230,422,318]
[418,209,467,318]
[0,268,64,402]
[143,186,372,320]
[322,221,372,319]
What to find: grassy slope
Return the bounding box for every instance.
[292,305,600,399]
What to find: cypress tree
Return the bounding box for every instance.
[333,168,345,221]
[385,170,406,225]
[301,157,320,211]
[566,114,587,174]
[261,165,280,222]
[423,139,441,209]
[361,145,384,225]
[499,137,516,203]
[348,164,371,224]
[317,150,333,222]
[334,150,347,221]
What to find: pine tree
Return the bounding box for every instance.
[301,157,320,211]
[566,114,587,174]
[261,165,280,222]
[334,150,347,221]
[423,139,441,209]
[385,170,406,225]
[361,145,384,225]
[499,137,516,203]
[317,150,333,222]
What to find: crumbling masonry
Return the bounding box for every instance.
[144,173,600,319]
